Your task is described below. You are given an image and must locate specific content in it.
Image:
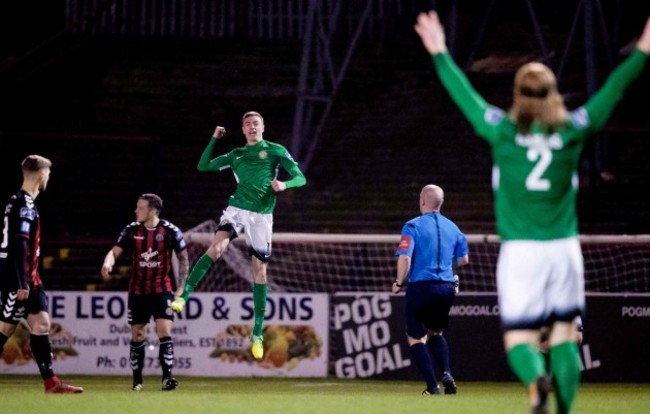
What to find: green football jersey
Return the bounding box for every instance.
[432,50,648,241]
[197,139,306,214]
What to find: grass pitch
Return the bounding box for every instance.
[1,375,648,414]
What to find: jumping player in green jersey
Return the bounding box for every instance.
[170,111,306,360]
[415,11,650,414]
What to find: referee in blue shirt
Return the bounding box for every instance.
[393,184,469,395]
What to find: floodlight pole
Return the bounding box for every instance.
[290,0,373,172]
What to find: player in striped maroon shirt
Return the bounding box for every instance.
[101,193,189,391]
[0,155,83,393]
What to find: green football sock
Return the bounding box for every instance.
[252,283,267,337]
[181,254,214,300]
[549,341,581,414]
[507,343,546,386]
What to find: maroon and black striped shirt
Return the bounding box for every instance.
[115,219,186,295]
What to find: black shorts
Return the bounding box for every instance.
[128,292,175,325]
[0,287,49,325]
[404,281,456,338]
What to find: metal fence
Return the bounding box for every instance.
[64,0,422,40]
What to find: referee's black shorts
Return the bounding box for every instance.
[404,280,456,338]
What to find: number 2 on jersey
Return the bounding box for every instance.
[525,147,552,191]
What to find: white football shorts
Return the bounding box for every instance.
[218,206,273,261]
[496,237,585,330]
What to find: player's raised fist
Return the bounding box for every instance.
[213,126,226,139]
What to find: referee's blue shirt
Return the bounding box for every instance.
[396,212,468,283]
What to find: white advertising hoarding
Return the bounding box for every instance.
[0,291,329,377]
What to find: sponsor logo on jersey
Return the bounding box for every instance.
[484,106,505,125]
[20,207,36,220]
[570,107,589,129]
[141,248,158,261]
[20,221,31,234]
[139,248,161,268]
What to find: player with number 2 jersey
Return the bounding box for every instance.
[415,11,650,414]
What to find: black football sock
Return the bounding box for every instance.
[159,336,174,380]
[30,334,55,380]
[130,340,146,385]
[427,334,451,375]
[410,342,438,392]
[0,331,8,353]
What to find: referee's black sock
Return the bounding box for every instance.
[410,342,438,392]
[427,334,451,374]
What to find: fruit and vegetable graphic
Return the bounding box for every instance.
[1,321,78,365]
[209,324,322,370]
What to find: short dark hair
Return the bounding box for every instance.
[139,193,163,214]
[22,155,52,172]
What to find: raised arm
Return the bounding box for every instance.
[639,17,650,53]
[414,10,448,55]
[197,126,230,171]
[583,17,650,131]
[415,11,498,140]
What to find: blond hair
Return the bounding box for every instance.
[509,62,568,133]
[21,154,52,173]
[242,111,264,124]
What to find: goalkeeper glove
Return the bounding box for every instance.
[169,297,186,313]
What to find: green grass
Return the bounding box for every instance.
[1,375,648,414]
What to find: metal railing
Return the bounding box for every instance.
[63,0,418,40]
